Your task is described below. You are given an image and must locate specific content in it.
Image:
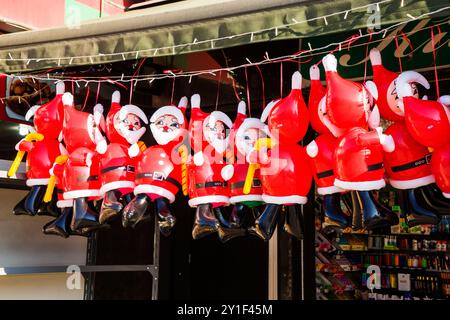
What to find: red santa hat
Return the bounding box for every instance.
[322,54,378,130]
[149,96,188,146]
[369,48,405,121]
[396,71,450,149]
[266,71,309,144]
[105,91,148,146]
[308,65,329,134]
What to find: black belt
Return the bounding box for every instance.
[391,154,431,173]
[77,175,99,182]
[230,179,262,190]
[135,172,182,190]
[101,165,135,174]
[368,162,384,171]
[317,169,334,179]
[195,181,228,189]
[56,188,63,194]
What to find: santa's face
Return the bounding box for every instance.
[114,113,146,144]
[387,79,418,116]
[150,114,184,145]
[239,127,268,156]
[154,114,181,132]
[204,120,226,143]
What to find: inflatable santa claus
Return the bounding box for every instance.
[247,71,312,241]
[306,65,349,230]
[10,81,65,217]
[122,97,189,235]
[396,70,450,203]
[322,53,398,230]
[97,91,148,225]
[369,48,440,226]
[43,92,106,235]
[187,94,235,239]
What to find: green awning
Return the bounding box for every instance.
[0,0,448,73]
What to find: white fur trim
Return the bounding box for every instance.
[96,139,107,154]
[207,111,232,129]
[322,54,337,72]
[396,71,430,99]
[100,181,135,195]
[112,91,121,103]
[443,192,450,199]
[309,65,321,80]
[317,185,345,195]
[150,106,185,124]
[191,94,201,109]
[230,195,263,203]
[188,195,230,207]
[334,178,386,191]
[291,71,302,90]
[260,99,280,123]
[364,81,378,100]
[26,178,50,186]
[134,184,176,203]
[25,105,40,121]
[57,199,73,208]
[262,194,307,205]
[237,101,246,115]
[306,140,319,158]
[150,123,182,146]
[235,118,268,156]
[119,104,149,124]
[193,151,204,166]
[56,81,65,95]
[389,175,435,190]
[62,92,73,106]
[128,143,140,158]
[369,48,382,66]
[368,105,381,129]
[63,189,100,199]
[221,164,234,181]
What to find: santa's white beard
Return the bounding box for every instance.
[208,135,229,153]
[150,124,181,145]
[117,123,146,144]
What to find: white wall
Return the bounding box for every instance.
[0,188,86,299]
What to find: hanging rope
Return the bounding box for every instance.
[431,27,440,98]
[170,77,176,105]
[394,34,403,73]
[280,62,283,99]
[244,66,251,117]
[254,64,266,109]
[215,70,222,110]
[82,86,90,111]
[95,82,101,104]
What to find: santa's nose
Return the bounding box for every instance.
[163,125,169,131]
[128,124,134,130]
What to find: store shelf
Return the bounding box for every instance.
[375,266,450,274]
[0,265,157,276]
[340,249,450,255]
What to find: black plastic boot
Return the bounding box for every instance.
[37,191,60,217]
[192,203,220,239]
[418,185,450,214]
[351,191,363,231]
[13,185,46,216]
[230,203,245,228]
[283,205,303,239]
[43,207,73,238]
[155,197,176,236]
[71,197,103,231]
[404,189,440,227]
[323,193,350,229]
[248,204,280,241]
[216,205,246,243]
[122,192,134,206]
[357,191,396,230]
[122,193,151,228]
[99,190,123,224]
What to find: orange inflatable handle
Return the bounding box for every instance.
[43,155,68,203]
[8,132,44,178]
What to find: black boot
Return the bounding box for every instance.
[358,191,397,230]
[248,204,280,241]
[122,194,151,228]
[99,190,123,224]
[351,191,363,231]
[155,197,176,236]
[43,207,73,238]
[229,203,245,228]
[323,193,349,229]
[122,192,134,206]
[283,205,303,239]
[71,197,103,231]
[13,185,46,216]
[192,203,220,239]
[216,206,246,243]
[418,185,450,214]
[37,191,60,217]
[404,189,440,227]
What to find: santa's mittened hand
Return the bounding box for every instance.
[25,105,40,121]
[306,140,319,158]
[193,152,204,166]
[62,92,74,106]
[85,153,93,167]
[381,134,395,153]
[93,104,104,125]
[15,140,33,152]
[128,143,140,158]
[96,139,108,154]
[221,164,234,181]
[247,148,269,165]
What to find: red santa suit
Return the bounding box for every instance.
[187,94,233,208]
[431,145,450,198]
[98,91,148,196]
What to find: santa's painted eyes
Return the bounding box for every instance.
[156,120,164,126]
[244,135,251,140]
[170,121,180,128]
